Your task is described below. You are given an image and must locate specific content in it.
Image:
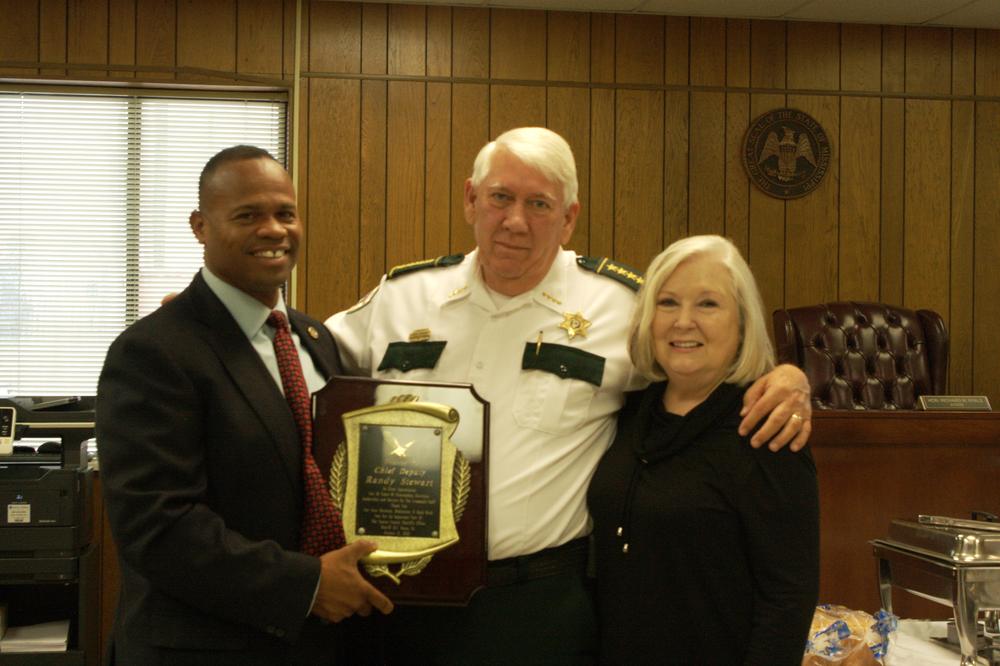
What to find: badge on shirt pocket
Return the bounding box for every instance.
[377,341,447,373]
[514,343,605,435]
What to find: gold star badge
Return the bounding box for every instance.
[559,312,591,340]
[307,326,320,340]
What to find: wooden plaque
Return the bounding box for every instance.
[313,376,489,606]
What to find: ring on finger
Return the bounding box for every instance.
[790,412,804,424]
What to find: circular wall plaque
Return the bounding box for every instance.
[742,108,831,199]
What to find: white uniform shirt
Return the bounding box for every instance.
[325,249,646,559]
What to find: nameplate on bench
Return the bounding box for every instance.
[917,395,992,411]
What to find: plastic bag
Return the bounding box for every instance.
[802,604,898,665]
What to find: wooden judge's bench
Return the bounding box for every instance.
[810,409,1000,619]
[90,409,1000,656]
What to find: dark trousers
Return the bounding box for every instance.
[383,540,597,665]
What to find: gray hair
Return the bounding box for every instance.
[470,127,578,207]
[628,235,775,385]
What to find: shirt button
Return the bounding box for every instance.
[475,361,484,369]
[559,364,568,375]
[400,360,411,370]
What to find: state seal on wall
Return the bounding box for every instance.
[742,108,831,199]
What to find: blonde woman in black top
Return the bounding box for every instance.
[588,235,819,665]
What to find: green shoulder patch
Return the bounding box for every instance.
[576,256,645,292]
[387,253,465,280]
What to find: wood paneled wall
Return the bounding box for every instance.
[2,0,1000,406]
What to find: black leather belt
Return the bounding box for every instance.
[486,537,589,587]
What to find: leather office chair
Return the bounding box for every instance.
[772,301,949,410]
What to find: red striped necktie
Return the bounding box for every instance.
[266,310,346,555]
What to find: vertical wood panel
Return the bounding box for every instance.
[282,0,296,79]
[426,6,450,77]
[903,101,950,316]
[787,22,839,90]
[0,0,38,75]
[361,4,386,74]
[548,12,589,82]
[950,29,976,394]
[360,80,387,291]
[839,97,881,301]
[451,84,489,254]
[785,95,839,307]
[974,103,1000,397]
[747,96,787,328]
[177,0,235,80]
[548,87,591,256]
[664,16,688,86]
[616,15,663,85]
[726,19,749,88]
[882,25,905,93]
[309,0,360,73]
[750,20,786,89]
[425,82,452,258]
[977,30,1000,96]
[40,0,68,77]
[108,0,136,78]
[589,89,615,259]
[841,23,880,91]
[307,79,360,315]
[590,12,614,84]
[688,18,726,242]
[690,17,724,87]
[291,0,309,308]
[880,27,905,303]
[688,92,725,235]
[748,22,786,323]
[905,27,951,95]
[880,99,904,305]
[616,90,664,270]
[68,0,109,78]
[725,20,750,255]
[725,92,750,255]
[294,74,311,310]
[452,8,488,78]
[136,0,176,80]
[238,0,283,76]
[490,85,546,138]
[490,9,545,80]
[664,91,688,244]
[388,4,425,76]
[387,82,426,267]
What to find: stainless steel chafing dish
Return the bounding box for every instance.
[873,515,1000,666]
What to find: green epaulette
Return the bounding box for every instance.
[576,256,644,291]
[387,253,465,280]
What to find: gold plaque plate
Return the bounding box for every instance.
[331,399,470,584]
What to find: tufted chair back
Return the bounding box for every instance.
[772,302,949,410]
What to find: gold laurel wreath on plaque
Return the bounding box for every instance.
[329,419,471,584]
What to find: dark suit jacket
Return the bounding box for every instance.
[97,272,347,665]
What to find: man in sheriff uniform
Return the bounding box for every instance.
[325,127,812,664]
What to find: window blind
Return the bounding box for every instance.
[0,91,286,396]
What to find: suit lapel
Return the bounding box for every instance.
[185,274,302,495]
[287,310,340,380]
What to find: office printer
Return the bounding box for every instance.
[0,397,95,579]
